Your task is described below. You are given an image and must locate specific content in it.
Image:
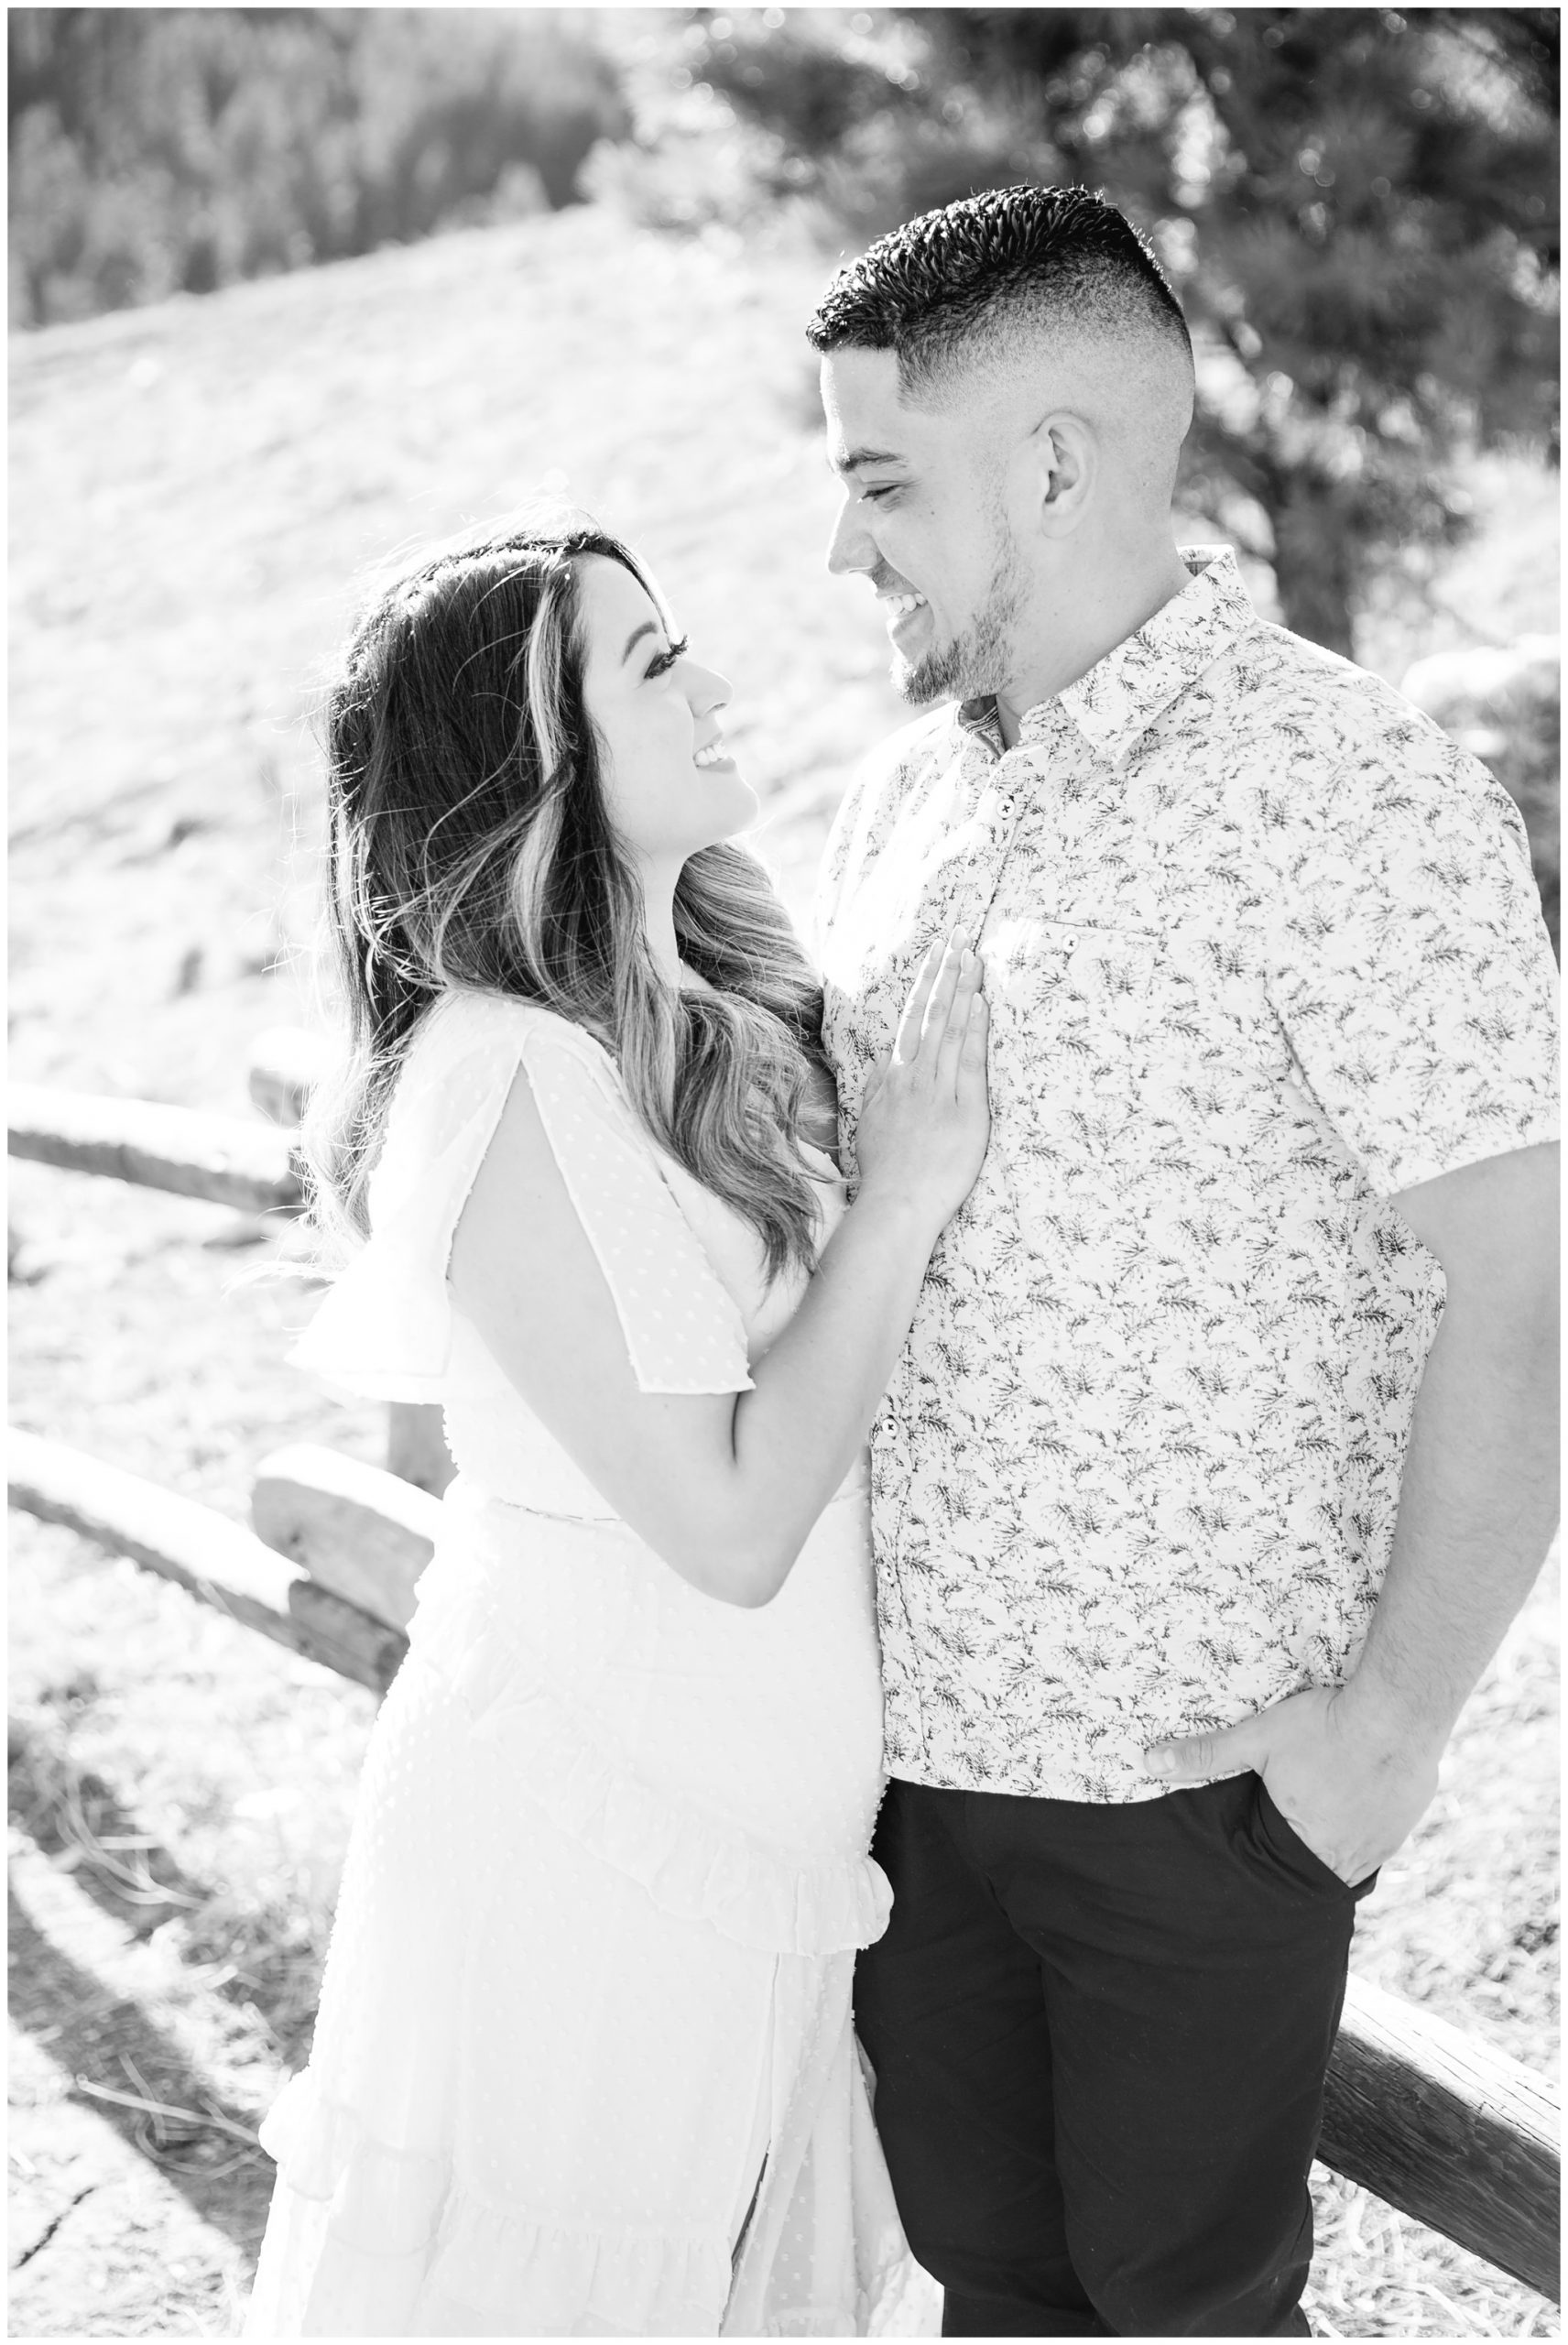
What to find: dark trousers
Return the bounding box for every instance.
[855,1773,1373,2338]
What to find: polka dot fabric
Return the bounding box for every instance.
[245,989,940,2337]
[294,990,756,1402]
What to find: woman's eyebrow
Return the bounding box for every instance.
[621,619,660,663]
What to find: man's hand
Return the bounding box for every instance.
[1143,1686,1443,1884]
[1146,1145,1557,1888]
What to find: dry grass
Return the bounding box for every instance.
[9,1511,371,2336]
[1301,1551,1559,2339]
[8,200,1560,2338]
[9,1492,1557,2338]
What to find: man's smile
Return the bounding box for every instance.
[875,584,930,642]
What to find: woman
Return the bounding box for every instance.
[244,523,989,2338]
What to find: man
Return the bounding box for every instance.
[811,183,1559,2337]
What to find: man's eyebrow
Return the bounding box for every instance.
[621,619,660,663]
[828,444,908,475]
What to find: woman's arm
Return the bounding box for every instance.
[449,939,988,1607]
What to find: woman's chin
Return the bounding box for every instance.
[697,773,761,845]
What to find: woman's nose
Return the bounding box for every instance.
[688,661,731,714]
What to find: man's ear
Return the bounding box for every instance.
[1018,412,1096,539]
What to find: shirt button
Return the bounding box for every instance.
[996,795,1017,818]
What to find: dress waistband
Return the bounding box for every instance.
[441,1467,870,1532]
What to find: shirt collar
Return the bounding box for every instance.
[957,546,1256,764]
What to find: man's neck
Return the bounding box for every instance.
[993,541,1194,749]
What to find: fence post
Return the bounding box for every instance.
[386,1401,456,1495]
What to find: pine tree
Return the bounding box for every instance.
[689,6,1558,657]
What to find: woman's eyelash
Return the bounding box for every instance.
[647,635,690,677]
[860,485,898,503]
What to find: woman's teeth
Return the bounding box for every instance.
[693,739,730,769]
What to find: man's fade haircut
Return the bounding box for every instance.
[807,182,1192,403]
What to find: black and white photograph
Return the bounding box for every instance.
[8,7,1560,2338]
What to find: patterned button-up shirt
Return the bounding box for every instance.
[817,547,1559,1803]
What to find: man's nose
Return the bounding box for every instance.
[826,496,877,578]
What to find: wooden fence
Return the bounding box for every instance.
[6,1037,1561,2305]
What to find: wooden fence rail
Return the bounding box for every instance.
[8,1066,457,1495]
[7,1425,1560,2302]
[1322,1977,1558,2299]
[9,1431,407,1697]
[7,1061,1563,2306]
[8,1085,303,1216]
[252,1442,443,1631]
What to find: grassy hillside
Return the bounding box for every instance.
[10,202,1557,1102]
[8,203,1559,2340]
[8,206,915,1113]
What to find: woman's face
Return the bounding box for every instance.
[575,555,757,873]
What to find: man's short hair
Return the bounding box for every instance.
[807,182,1192,398]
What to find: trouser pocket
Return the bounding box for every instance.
[1247,1775,1379,1902]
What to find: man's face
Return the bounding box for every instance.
[821,346,1025,707]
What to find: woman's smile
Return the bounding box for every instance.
[693,731,735,772]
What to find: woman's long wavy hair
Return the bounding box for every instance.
[309,524,830,1282]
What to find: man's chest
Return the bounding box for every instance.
[822,735,1289,1161]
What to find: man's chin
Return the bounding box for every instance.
[893,645,965,707]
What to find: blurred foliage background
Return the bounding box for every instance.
[8,8,628,316]
[9,3,1559,936]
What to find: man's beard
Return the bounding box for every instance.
[894,529,1025,707]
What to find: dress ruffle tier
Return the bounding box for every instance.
[408,1554,894,1959]
[253,2068,740,2334]
[248,1558,905,2335]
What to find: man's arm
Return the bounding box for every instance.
[1145,1140,1559,1882]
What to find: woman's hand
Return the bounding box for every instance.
[855,933,990,1234]
[451,935,990,1609]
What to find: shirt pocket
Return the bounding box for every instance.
[986,914,1160,1076]
[1138,933,1301,1158]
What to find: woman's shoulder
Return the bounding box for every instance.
[376,991,622,1174]
[413,987,615,1078]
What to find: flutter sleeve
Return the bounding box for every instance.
[291,991,756,1401]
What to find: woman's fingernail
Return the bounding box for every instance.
[1145,1746,1175,1775]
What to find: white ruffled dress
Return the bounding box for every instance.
[244,989,937,2339]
